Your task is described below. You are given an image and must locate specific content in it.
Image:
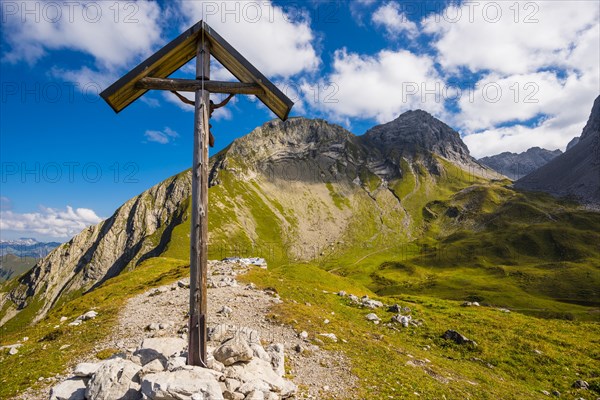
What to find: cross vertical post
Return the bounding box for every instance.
[99,19,294,367]
[188,36,210,367]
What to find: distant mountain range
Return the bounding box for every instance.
[0,238,61,258]
[0,238,61,282]
[479,147,563,180]
[515,95,600,205]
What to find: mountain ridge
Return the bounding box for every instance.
[515,95,600,204]
[479,147,563,180]
[1,111,495,327]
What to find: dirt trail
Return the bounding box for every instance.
[17,260,358,400]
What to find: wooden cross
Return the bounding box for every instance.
[100,20,293,367]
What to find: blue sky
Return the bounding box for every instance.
[1,0,598,241]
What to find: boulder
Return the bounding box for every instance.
[318,333,338,342]
[134,337,186,365]
[167,356,188,371]
[177,279,190,289]
[441,330,477,346]
[228,358,296,397]
[214,335,254,366]
[365,313,380,323]
[209,325,261,344]
[142,358,166,374]
[225,378,241,392]
[218,306,233,316]
[207,356,226,373]
[141,367,223,399]
[387,304,401,313]
[238,380,271,395]
[147,323,160,331]
[392,314,411,327]
[244,390,265,400]
[73,362,101,377]
[81,311,98,320]
[361,297,383,309]
[572,380,589,389]
[50,378,87,400]
[266,344,285,377]
[86,359,142,400]
[250,343,271,362]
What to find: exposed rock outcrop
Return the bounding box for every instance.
[566,136,580,151]
[1,172,191,325]
[1,112,497,329]
[479,147,563,180]
[515,95,600,205]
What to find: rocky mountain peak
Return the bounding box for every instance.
[363,109,472,164]
[566,136,580,151]
[479,147,562,180]
[580,94,600,141]
[235,117,351,147]
[515,95,600,204]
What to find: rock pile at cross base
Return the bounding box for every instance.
[51,328,295,400]
[46,260,357,400]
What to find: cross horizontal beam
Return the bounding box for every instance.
[136,77,265,95]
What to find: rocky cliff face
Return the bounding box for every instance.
[217,111,487,185]
[1,112,495,327]
[580,95,600,141]
[566,136,580,151]
[515,95,600,204]
[220,117,372,183]
[364,110,475,167]
[1,172,191,325]
[479,147,563,180]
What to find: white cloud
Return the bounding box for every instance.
[0,205,103,239]
[422,1,600,75]
[463,118,580,159]
[349,0,378,26]
[316,48,445,124]
[421,1,600,157]
[455,71,565,131]
[372,2,418,38]
[2,1,164,96]
[177,0,320,78]
[459,68,599,157]
[144,127,179,144]
[3,1,163,69]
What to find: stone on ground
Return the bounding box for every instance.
[85,359,142,400]
[141,367,223,400]
[50,378,87,400]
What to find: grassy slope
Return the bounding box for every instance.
[2,256,598,399]
[242,263,600,399]
[1,155,599,399]
[0,254,37,282]
[138,156,600,321]
[0,257,189,399]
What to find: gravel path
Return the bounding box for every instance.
[17,260,358,399]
